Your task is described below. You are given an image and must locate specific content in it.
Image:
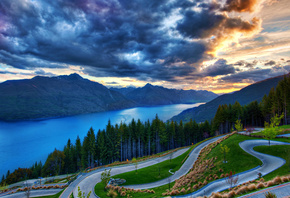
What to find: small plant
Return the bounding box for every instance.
[107,188,117,198]
[132,157,138,174]
[77,186,91,198]
[264,191,277,198]
[226,171,239,189]
[101,169,111,191]
[235,119,243,132]
[220,144,230,163]
[262,114,284,146]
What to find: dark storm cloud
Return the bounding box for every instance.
[203,59,236,77]
[235,60,257,68]
[34,69,56,77]
[106,81,119,85]
[0,0,262,82]
[220,66,290,83]
[265,60,276,66]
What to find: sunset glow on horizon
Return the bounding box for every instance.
[0,0,289,93]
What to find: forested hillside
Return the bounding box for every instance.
[212,75,290,134]
[171,74,287,123]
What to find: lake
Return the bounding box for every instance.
[0,103,203,177]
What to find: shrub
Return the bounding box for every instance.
[120,191,126,197]
[236,186,248,195]
[211,192,223,198]
[248,184,256,191]
[256,182,265,189]
[266,181,274,187]
[273,176,282,185]
[264,191,277,198]
[107,189,117,198]
[227,190,236,198]
[281,176,289,182]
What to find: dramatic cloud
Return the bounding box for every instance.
[220,66,290,83]
[203,59,236,77]
[0,0,265,83]
[222,0,258,12]
[235,60,258,68]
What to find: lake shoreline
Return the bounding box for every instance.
[0,103,203,177]
[0,102,204,123]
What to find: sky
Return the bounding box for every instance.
[0,0,289,94]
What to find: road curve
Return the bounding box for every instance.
[124,136,226,189]
[175,139,290,198]
[73,147,190,197]
[73,135,226,198]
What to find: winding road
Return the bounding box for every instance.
[2,132,289,198]
[72,147,190,197]
[70,135,225,197]
[175,139,290,198]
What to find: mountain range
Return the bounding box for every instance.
[111,84,217,106]
[171,75,286,123]
[0,74,217,121]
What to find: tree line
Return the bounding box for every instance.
[1,116,212,185]
[213,75,290,134]
[1,75,289,185]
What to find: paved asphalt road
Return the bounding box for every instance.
[73,135,226,198]
[175,139,290,198]
[0,189,62,198]
[240,182,290,198]
[73,147,190,197]
[124,136,226,190]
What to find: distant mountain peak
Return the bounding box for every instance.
[144,83,154,87]
[58,73,84,80]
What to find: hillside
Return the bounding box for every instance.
[0,74,136,121]
[171,75,285,123]
[112,84,218,106]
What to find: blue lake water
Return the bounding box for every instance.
[0,103,202,177]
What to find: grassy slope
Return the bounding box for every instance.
[206,134,261,174]
[254,145,290,181]
[111,147,192,185]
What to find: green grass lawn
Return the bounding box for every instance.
[278,125,290,129]
[254,145,290,181]
[110,145,193,185]
[206,134,262,174]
